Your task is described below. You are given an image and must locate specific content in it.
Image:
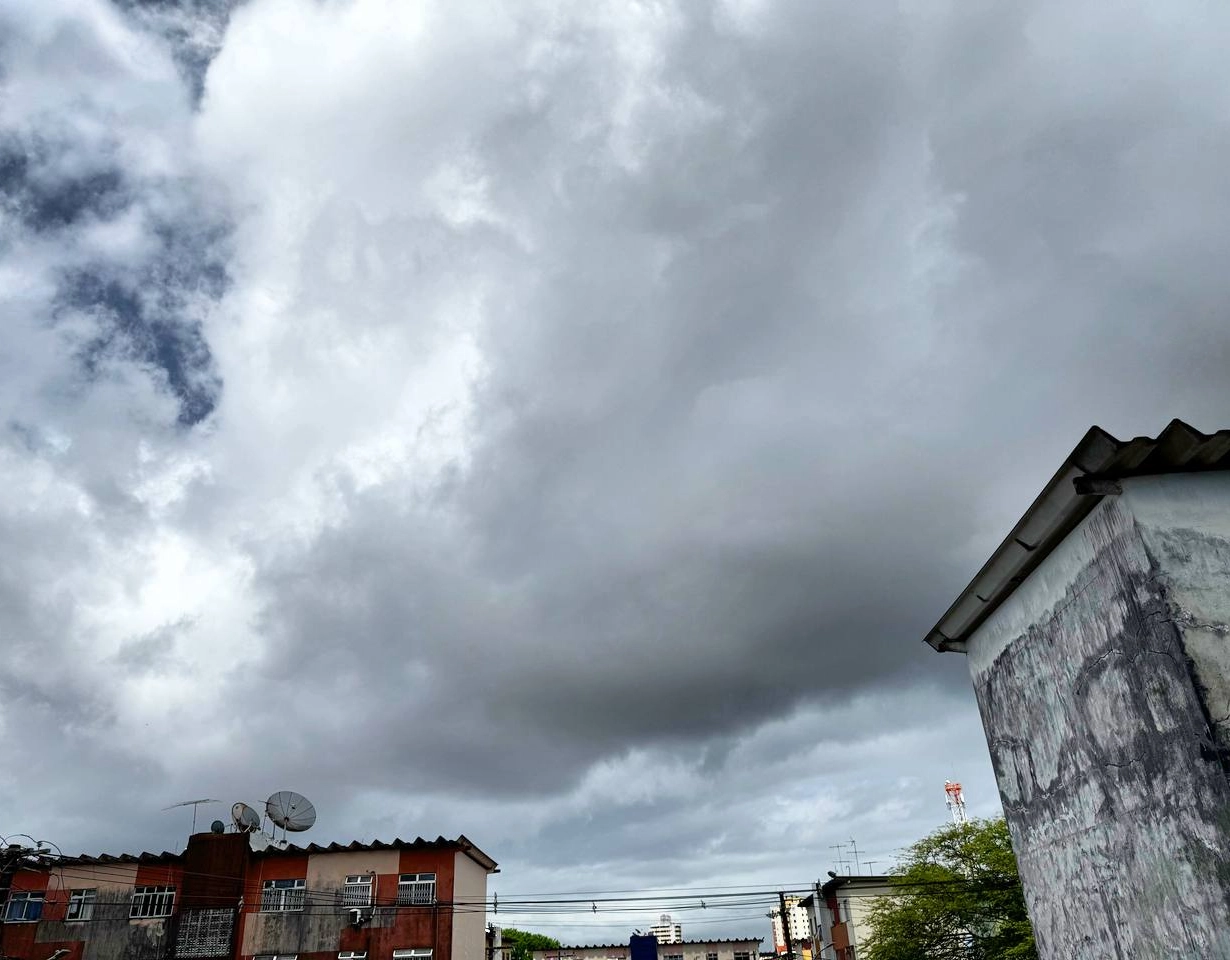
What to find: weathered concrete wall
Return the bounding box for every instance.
[968,485,1230,958]
[1127,474,1230,752]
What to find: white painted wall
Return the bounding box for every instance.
[450,851,489,960]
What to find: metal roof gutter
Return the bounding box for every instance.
[924,419,1230,653]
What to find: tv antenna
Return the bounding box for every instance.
[266,791,317,840]
[163,799,220,835]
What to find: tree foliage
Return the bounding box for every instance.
[501,927,563,960]
[861,818,1036,960]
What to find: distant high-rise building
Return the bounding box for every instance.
[649,913,684,944]
[770,897,812,954]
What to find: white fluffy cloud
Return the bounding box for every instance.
[3,0,1230,942]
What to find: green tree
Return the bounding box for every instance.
[501,927,563,960]
[861,818,1036,960]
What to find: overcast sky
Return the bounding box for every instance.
[3,0,1230,945]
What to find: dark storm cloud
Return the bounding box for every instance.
[4,0,1230,937]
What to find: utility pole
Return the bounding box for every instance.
[778,892,796,960]
[0,842,42,911]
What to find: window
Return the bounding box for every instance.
[392,950,432,959]
[339,953,368,960]
[261,878,306,912]
[66,888,97,922]
[4,892,44,922]
[706,953,718,960]
[175,908,235,958]
[396,874,435,905]
[664,954,683,960]
[130,886,175,919]
[254,955,298,960]
[733,952,752,960]
[342,875,374,907]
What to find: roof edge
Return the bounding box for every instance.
[923,418,1230,653]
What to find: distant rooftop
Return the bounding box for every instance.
[540,939,764,950]
[924,419,1230,653]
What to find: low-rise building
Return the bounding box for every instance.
[813,876,893,960]
[532,937,761,960]
[0,830,497,960]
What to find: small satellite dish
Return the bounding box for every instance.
[232,802,262,833]
[210,820,226,834]
[266,791,317,832]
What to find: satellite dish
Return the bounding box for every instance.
[232,802,262,833]
[210,820,226,834]
[266,791,317,832]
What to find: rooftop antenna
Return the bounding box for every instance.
[163,799,220,835]
[848,839,862,873]
[231,802,262,833]
[266,791,317,841]
[945,780,968,824]
[829,843,851,876]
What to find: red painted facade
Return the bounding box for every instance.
[0,834,496,960]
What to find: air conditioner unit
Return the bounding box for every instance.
[348,907,373,928]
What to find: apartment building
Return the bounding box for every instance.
[0,830,496,960]
[645,917,681,945]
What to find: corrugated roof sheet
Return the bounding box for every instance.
[56,835,496,871]
[925,418,1230,653]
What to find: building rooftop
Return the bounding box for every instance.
[924,418,1230,653]
[818,874,893,897]
[52,834,497,872]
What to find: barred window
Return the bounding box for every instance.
[396,874,435,905]
[254,955,298,960]
[733,952,752,960]
[342,875,374,907]
[4,892,43,922]
[131,886,176,919]
[706,953,718,960]
[392,950,432,959]
[339,953,368,960]
[261,879,306,912]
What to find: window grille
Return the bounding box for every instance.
[392,950,432,959]
[261,879,306,912]
[131,886,176,919]
[342,875,374,907]
[396,874,435,905]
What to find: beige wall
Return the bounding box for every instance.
[306,849,401,887]
[450,852,488,960]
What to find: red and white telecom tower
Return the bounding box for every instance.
[944,780,968,823]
